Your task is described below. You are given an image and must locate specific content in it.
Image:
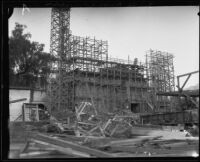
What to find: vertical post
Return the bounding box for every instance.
[36,104,39,121]
[22,104,25,122]
[177,76,184,124]
[127,57,131,110]
[120,64,122,110]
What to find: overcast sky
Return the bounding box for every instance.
[9,7,199,88]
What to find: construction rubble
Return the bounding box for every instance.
[9,102,199,158]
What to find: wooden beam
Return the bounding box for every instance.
[177,70,199,78]
[109,144,198,155]
[31,133,114,157]
[156,90,199,97]
[20,151,53,158]
[110,124,119,136]
[180,74,191,90]
[102,119,112,131]
[45,133,85,142]
[9,98,27,104]
[30,139,91,157]
[147,102,154,110]
[108,136,162,147]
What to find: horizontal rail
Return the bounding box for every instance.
[9,98,27,104]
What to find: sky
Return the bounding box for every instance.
[9,7,199,89]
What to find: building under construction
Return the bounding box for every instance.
[8,7,199,158]
[47,8,175,118]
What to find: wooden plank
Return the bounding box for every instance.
[76,102,86,120]
[24,144,57,152]
[148,153,197,157]
[31,133,114,157]
[108,136,162,147]
[110,152,135,157]
[147,138,199,144]
[20,150,76,158]
[110,151,198,157]
[88,125,100,134]
[102,119,112,131]
[147,102,154,110]
[160,141,191,147]
[156,90,199,97]
[9,98,27,104]
[87,123,105,137]
[20,151,52,158]
[109,145,198,155]
[46,133,85,142]
[99,126,106,137]
[84,137,117,148]
[110,124,119,136]
[177,70,199,78]
[31,139,91,157]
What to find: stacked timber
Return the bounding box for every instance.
[9,122,199,158]
[9,105,199,158]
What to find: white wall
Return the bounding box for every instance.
[9,89,46,121]
[33,90,46,102]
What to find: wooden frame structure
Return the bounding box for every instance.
[145,49,175,112]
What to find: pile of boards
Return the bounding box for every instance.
[73,101,140,138]
[41,101,140,138]
[9,122,199,158]
[9,102,199,158]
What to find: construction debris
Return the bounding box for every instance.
[9,91,199,158]
[9,122,199,158]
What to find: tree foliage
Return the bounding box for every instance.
[9,23,55,88]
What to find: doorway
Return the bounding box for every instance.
[131,103,139,113]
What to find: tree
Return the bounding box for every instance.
[9,23,55,102]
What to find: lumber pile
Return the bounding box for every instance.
[9,102,199,158]
[15,133,115,158]
[9,124,199,158]
[73,101,140,138]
